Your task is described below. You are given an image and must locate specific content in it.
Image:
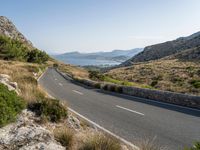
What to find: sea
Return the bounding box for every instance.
[57,58,120,66]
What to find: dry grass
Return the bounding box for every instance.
[107,59,200,95]
[57,62,89,79]
[78,133,121,150]
[54,126,74,150]
[0,60,46,103]
[136,137,168,150]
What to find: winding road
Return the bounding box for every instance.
[39,68,200,150]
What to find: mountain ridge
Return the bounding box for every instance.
[52,48,143,64]
[121,31,200,66]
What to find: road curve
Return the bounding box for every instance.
[39,68,200,149]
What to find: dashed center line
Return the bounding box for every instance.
[116,105,144,116]
[72,90,83,95]
[59,83,63,86]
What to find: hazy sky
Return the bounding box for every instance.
[1,0,200,53]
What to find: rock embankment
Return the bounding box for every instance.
[0,74,19,95]
[0,109,65,150]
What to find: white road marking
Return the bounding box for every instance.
[68,108,139,150]
[55,78,57,80]
[39,72,139,150]
[116,105,145,116]
[72,90,83,95]
[59,83,63,86]
[37,68,48,81]
[114,92,200,112]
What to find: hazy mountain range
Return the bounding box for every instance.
[52,48,143,66]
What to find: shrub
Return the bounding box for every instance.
[53,63,59,68]
[54,127,74,150]
[185,142,200,150]
[0,84,26,127]
[94,83,101,89]
[151,80,158,87]
[102,84,108,91]
[79,133,121,150]
[28,98,67,122]
[197,70,200,77]
[189,80,200,88]
[89,70,105,81]
[0,35,49,63]
[27,49,49,64]
[108,84,116,92]
[115,86,123,93]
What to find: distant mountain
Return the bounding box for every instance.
[0,16,34,49]
[52,48,143,66]
[121,31,200,66]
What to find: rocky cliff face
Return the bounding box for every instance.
[0,16,33,48]
[121,31,200,66]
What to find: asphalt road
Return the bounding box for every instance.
[39,68,200,149]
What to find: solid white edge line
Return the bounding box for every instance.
[116,105,145,116]
[72,90,83,95]
[116,93,200,112]
[37,68,48,82]
[44,68,200,113]
[43,91,139,150]
[68,108,139,150]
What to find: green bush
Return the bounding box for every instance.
[89,70,105,81]
[108,85,116,92]
[115,86,123,93]
[94,83,101,89]
[53,63,59,68]
[151,80,158,87]
[0,35,49,63]
[0,84,26,127]
[28,98,67,122]
[27,49,49,64]
[189,80,200,88]
[197,70,200,76]
[79,133,121,150]
[102,84,108,91]
[185,142,200,150]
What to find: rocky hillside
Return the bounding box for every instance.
[0,16,33,49]
[122,31,200,66]
[167,46,200,61]
[0,16,49,63]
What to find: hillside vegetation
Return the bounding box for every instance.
[122,31,200,66]
[0,35,49,63]
[107,58,200,96]
[0,83,25,127]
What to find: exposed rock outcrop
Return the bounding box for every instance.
[0,109,65,150]
[0,16,33,49]
[0,74,20,95]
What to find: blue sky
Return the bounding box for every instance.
[1,0,200,53]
